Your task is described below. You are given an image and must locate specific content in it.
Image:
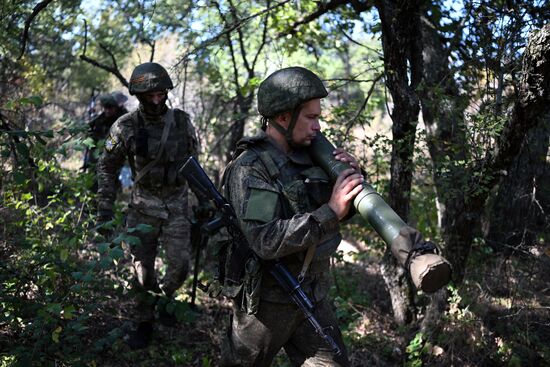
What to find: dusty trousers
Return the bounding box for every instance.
[126,208,191,322]
[221,296,350,367]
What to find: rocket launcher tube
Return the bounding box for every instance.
[308,133,452,293]
[308,133,405,245]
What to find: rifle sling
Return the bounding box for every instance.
[298,243,317,282]
[133,109,175,185]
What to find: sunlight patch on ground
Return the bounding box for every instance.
[339,238,360,262]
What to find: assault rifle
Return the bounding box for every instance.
[179,156,342,356]
[189,204,215,307]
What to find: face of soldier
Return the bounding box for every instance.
[103,105,118,118]
[291,98,321,146]
[140,91,167,115]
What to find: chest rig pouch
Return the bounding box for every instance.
[132,110,189,189]
[255,150,332,217]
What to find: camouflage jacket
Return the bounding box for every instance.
[89,107,127,143]
[97,106,199,219]
[224,131,342,303]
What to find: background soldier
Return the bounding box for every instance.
[220,67,365,366]
[111,91,129,109]
[96,62,200,349]
[83,93,128,177]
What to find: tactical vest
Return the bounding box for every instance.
[228,136,341,281]
[131,110,190,189]
[249,138,341,260]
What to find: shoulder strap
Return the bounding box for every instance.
[133,109,175,185]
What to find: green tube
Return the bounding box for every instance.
[308,133,406,246]
[309,133,452,293]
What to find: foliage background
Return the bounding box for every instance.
[1,1,549,366]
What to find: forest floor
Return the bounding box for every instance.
[1,203,550,366]
[76,235,550,366]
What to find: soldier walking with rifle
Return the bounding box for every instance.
[215,66,364,366]
[96,62,206,349]
[183,67,451,366]
[83,92,128,193]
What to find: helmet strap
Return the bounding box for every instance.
[267,118,287,136]
[285,106,302,147]
[267,105,302,147]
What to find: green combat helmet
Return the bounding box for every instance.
[257,67,328,144]
[257,66,328,118]
[128,62,173,95]
[98,93,118,108]
[111,91,128,106]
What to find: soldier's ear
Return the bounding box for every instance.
[273,112,291,128]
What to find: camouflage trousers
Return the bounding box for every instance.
[221,296,350,367]
[126,208,191,322]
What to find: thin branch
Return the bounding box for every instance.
[345,73,384,135]
[251,0,271,71]
[338,24,383,57]
[82,19,88,55]
[228,0,252,74]
[181,61,188,109]
[19,0,54,59]
[326,77,379,83]
[213,1,241,91]
[79,22,129,89]
[175,0,291,67]
[277,0,356,39]
[80,54,129,89]
[145,39,156,62]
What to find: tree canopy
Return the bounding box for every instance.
[1,1,549,366]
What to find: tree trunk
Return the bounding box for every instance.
[375,0,425,325]
[422,23,550,284]
[485,116,550,253]
[224,93,253,165]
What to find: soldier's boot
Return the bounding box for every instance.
[127,321,153,350]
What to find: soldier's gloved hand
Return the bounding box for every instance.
[96,210,114,238]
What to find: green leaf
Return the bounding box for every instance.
[52,326,62,343]
[70,284,82,292]
[20,95,43,107]
[47,303,62,315]
[99,256,112,269]
[109,246,124,260]
[59,248,69,262]
[82,137,95,148]
[13,171,27,185]
[41,130,54,138]
[128,223,154,233]
[62,305,76,320]
[123,235,141,246]
[97,243,110,254]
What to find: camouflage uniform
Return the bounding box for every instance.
[97,104,199,322]
[221,131,350,367]
[85,96,127,170]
